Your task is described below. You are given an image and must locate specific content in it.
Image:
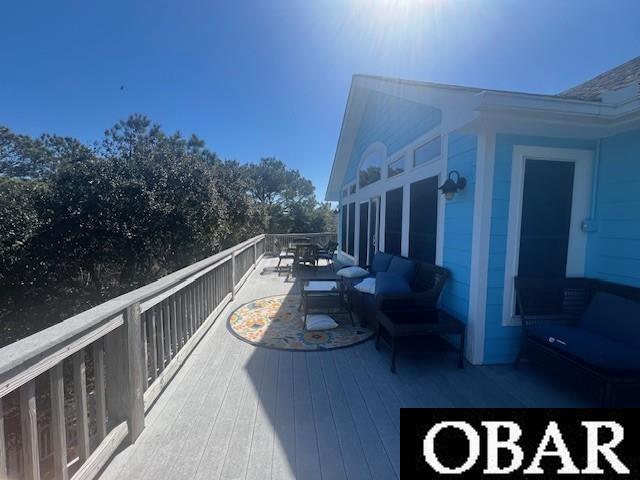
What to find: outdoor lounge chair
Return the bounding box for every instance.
[347,252,450,329]
[515,276,640,406]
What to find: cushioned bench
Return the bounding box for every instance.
[340,252,449,329]
[516,277,640,406]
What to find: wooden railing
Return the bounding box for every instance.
[0,234,267,480]
[264,232,336,254]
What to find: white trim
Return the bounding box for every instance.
[466,132,495,365]
[502,145,594,326]
[342,127,446,265]
[435,134,447,266]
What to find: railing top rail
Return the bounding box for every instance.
[0,234,266,381]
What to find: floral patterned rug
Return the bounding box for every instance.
[228,294,373,351]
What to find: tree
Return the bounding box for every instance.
[0,116,335,341]
[245,157,331,233]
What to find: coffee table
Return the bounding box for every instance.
[300,279,353,329]
[376,309,466,373]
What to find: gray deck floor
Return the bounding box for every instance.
[100,257,593,480]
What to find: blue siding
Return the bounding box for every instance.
[484,134,596,364]
[343,90,441,184]
[585,129,640,287]
[440,133,477,323]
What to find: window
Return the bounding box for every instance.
[341,205,348,252]
[409,176,438,263]
[350,184,356,195]
[414,136,441,167]
[359,150,383,188]
[342,188,348,199]
[387,156,405,178]
[384,187,403,255]
[347,202,356,256]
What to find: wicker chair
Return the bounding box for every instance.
[515,276,640,406]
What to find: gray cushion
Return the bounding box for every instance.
[580,292,640,349]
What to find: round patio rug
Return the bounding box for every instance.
[228,294,373,351]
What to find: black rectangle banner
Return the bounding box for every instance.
[401,408,640,478]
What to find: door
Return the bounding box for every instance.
[502,146,593,325]
[368,197,380,265]
[518,159,574,278]
[358,202,369,267]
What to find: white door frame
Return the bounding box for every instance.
[368,196,381,264]
[502,145,594,326]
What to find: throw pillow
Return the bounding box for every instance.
[306,314,339,331]
[354,277,376,295]
[336,266,369,278]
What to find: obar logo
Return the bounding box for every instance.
[401,409,640,478]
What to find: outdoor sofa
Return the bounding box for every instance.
[515,277,640,406]
[344,252,450,329]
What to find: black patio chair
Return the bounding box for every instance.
[317,240,338,268]
[275,240,295,271]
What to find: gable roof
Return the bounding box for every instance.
[558,56,640,101]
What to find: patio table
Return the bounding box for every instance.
[300,279,354,329]
[376,309,465,373]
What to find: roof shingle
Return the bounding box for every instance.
[559,56,640,101]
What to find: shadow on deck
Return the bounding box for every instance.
[99,256,595,480]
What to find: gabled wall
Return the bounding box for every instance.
[483,134,596,364]
[343,90,441,185]
[440,133,477,323]
[586,129,640,287]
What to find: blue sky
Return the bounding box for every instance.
[2,0,639,200]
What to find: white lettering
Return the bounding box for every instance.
[482,421,524,474]
[523,421,579,474]
[581,421,629,474]
[423,421,480,474]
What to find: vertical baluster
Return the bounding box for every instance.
[180,291,187,340]
[176,292,184,349]
[73,350,90,463]
[141,313,149,390]
[193,281,199,329]
[183,290,190,340]
[163,301,171,362]
[190,285,196,333]
[0,397,7,479]
[50,363,68,480]
[157,305,165,371]
[148,308,158,382]
[20,380,40,480]
[198,279,203,326]
[203,276,209,319]
[93,339,107,441]
[209,273,214,314]
[170,296,178,356]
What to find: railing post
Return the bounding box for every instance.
[253,241,257,268]
[105,303,145,443]
[231,252,236,300]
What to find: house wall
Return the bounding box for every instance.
[585,129,640,287]
[343,90,441,185]
[483,134,596,364]
[440,133,477,322]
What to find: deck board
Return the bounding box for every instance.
[99,256,595,480]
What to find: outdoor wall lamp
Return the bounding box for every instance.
[439,170,467,200]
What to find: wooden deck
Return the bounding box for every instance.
[99,257,594,480]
